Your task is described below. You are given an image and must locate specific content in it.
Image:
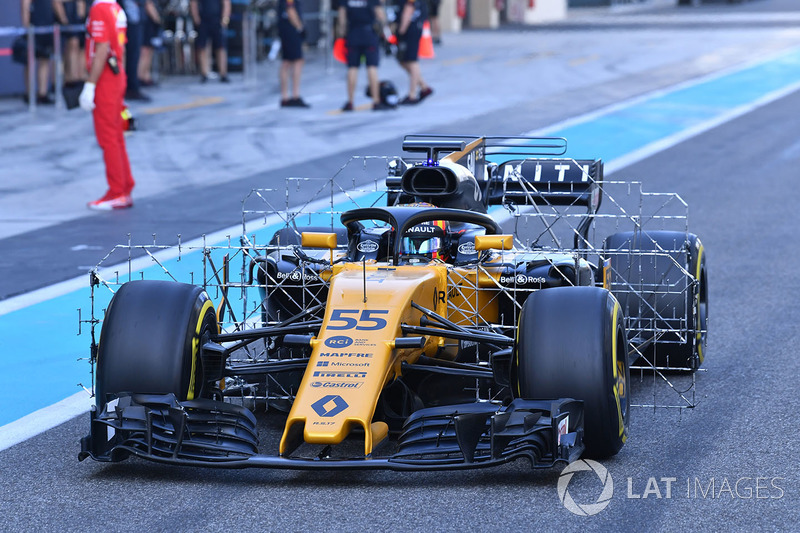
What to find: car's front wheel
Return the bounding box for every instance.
[513,286,629,458]
[95,280,218,408]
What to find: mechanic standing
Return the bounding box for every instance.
[52,0,87,87]
[20,0,55,104]
[190,0,231,83]
[337,0,392,111]
[121,0,151,101]
[396,0,432,105]
[278,0,309,107]
[427,0,441,44]
[137,0,162,87]
[79,0,136,210]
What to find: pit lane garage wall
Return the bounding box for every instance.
[0,4,25,96]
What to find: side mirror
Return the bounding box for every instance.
[474,234,513,251]
[301,232,338,249]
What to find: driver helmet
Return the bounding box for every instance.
[400,219,448,261]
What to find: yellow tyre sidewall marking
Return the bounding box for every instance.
[189,299,216,400]
[695,244,705,364]
[611,299,626,439]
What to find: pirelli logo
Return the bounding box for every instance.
[312,371,368,379]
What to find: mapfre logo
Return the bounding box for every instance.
[557,459,614,516]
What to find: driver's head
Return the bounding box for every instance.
[400,220,448,261]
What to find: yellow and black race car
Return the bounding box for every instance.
[80,135,708,470]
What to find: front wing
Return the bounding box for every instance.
[79,394,584,471]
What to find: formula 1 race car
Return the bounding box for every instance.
[80,135,708,470]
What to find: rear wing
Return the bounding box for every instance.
[488,158,603,213]
[387,135,603,213]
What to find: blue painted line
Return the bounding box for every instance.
[0,191,383,427]
[554,47,800,161]
[2,46,800,429]
[0,296,91,424]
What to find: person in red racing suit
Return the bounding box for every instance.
[80,0,135,210]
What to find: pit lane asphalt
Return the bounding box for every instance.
[2,1,800,531]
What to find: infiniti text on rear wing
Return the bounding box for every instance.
[487,158,604,213]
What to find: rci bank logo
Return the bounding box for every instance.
[557,459,614,516]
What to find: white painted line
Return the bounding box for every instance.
[527,45,800,139]
[604,79,800,176]
[489,79,800,224]
[0,392,94,452]
[5,47,799,318]
[0,187,375,318]
[3,47,800,450]
[0,188,378,450]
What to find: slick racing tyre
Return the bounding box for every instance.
[604,231,707,370]
[513,286,629,459]
[95,280,218,408]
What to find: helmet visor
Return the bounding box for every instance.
[400,236,442,258]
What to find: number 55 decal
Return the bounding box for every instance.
[327,309,389,331]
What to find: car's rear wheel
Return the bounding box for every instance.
[259,225,347,323]
[95,280,218,408]
[604,231,707,370]
[259,226,348,410]
[513,287,629,459]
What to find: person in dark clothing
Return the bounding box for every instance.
[396,0,432,104]
[278,0,308,107]
[337,0,392,111]
[427,0,441,44]
[138,0,162,86]
[20,0,55,104]
[121,0,151,101]
[53,0,87,86]
[190,0,231,83]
